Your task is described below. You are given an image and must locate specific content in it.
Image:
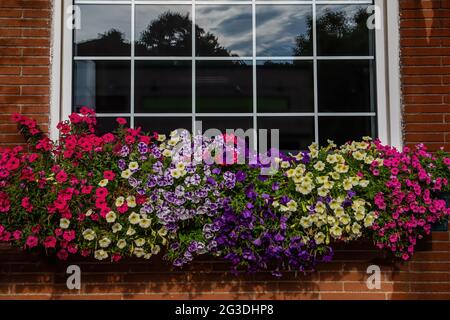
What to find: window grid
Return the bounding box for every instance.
[72,0,376,144]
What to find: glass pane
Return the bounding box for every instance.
[319,116,377,146]
[316,4,374,56]
[135,117,192,135]
[256,5,312,56]
[96,117,131,135]
[195,117,253,136]
[74,5,131,56]
[257,60,314,113]
[257,117,315,152]
[135,5,192,56]
[196,60,253,113]
[73,60,131,113]
[135,61,191,113]
[317,60,375,113]
[196,5,252,57]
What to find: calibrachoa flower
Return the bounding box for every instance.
[0,108,448,277]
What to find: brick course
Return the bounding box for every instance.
[0,0,450,300]
[0,0,51,147]
[401,0,450,151]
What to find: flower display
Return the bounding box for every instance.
[0,108,449,276]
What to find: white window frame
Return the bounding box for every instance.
[50,0,402,148]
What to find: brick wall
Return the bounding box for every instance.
[401,0,450,151]
[1,0,450,300]
[0,229,450,300]
[0,0,51,147]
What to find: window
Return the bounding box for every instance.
[61,0,393,150]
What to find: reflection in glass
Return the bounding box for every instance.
[256,5,312,56]
[195,117,253,136]
[257,60,314,112]
[318,60,374,113]
[135,6,192,56]
[73,61,131,113]
[196,5,252,57]
[74,5,131,56]
[319,116,377,146]
[258,117,315,151]
[135,117,192,135]
[135,61,191,113]
[196,61,253,113]
[96,117,131,135]
[316,5,374,56]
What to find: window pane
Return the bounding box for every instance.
[196,117,253,136]
[319,116,377,146]
[96,117,130,135]
[256,5,312,56]
[73,60,131,113]
[258,117,315,151]
[316,4,374,56]
[317,60,375,113]
[196,60,253,113]
[257,60,314,113]
[196,5,252,57]
[135,117,192,135]
[74,5,131,56]
[135,5,192,56]
[135,61,191,113]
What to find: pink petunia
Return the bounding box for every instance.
[26,235,39,248]
[56,170,68,183]
[103,170,116,181]
[63,230,76,242]
[95,187,108,198]
[44,236,57,248]
[57,249,69,260]
[116,118,127,125]
[81,185,93,194]
[12,230,21,240]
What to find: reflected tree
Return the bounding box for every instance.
[294,7,371,56]
[75,29,131,56]
[136,11,233,57]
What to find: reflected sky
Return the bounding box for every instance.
[75,5,131,44]
[135,5,191,39]
[256,5,312,56]
[316,4,373,56]
[196,5,252,56]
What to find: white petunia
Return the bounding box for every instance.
[60,218,70,229]
[82,229,96,241]
[98,179,109,187]
[117,239,127,249]
[121,169,132,179]
[105,211,117,223]
[134,238,146,247]
[128,212,140,225]
[128,162,139,170]
[99,237,111,248]
[94,249,108,261]
[112,223,122,233]
[126,196,136,208]
[313,161,325,171]
[314,232,326,245]
[115,196,125,207]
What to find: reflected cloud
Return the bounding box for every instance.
[256,5,312,56]
[196,5,252,57]
[75,5,131,45]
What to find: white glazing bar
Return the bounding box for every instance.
[192,0,196,134]
[312,0,319,144]
[130,0,135,128]
[252,0,258,149]
[74,55,375,61]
